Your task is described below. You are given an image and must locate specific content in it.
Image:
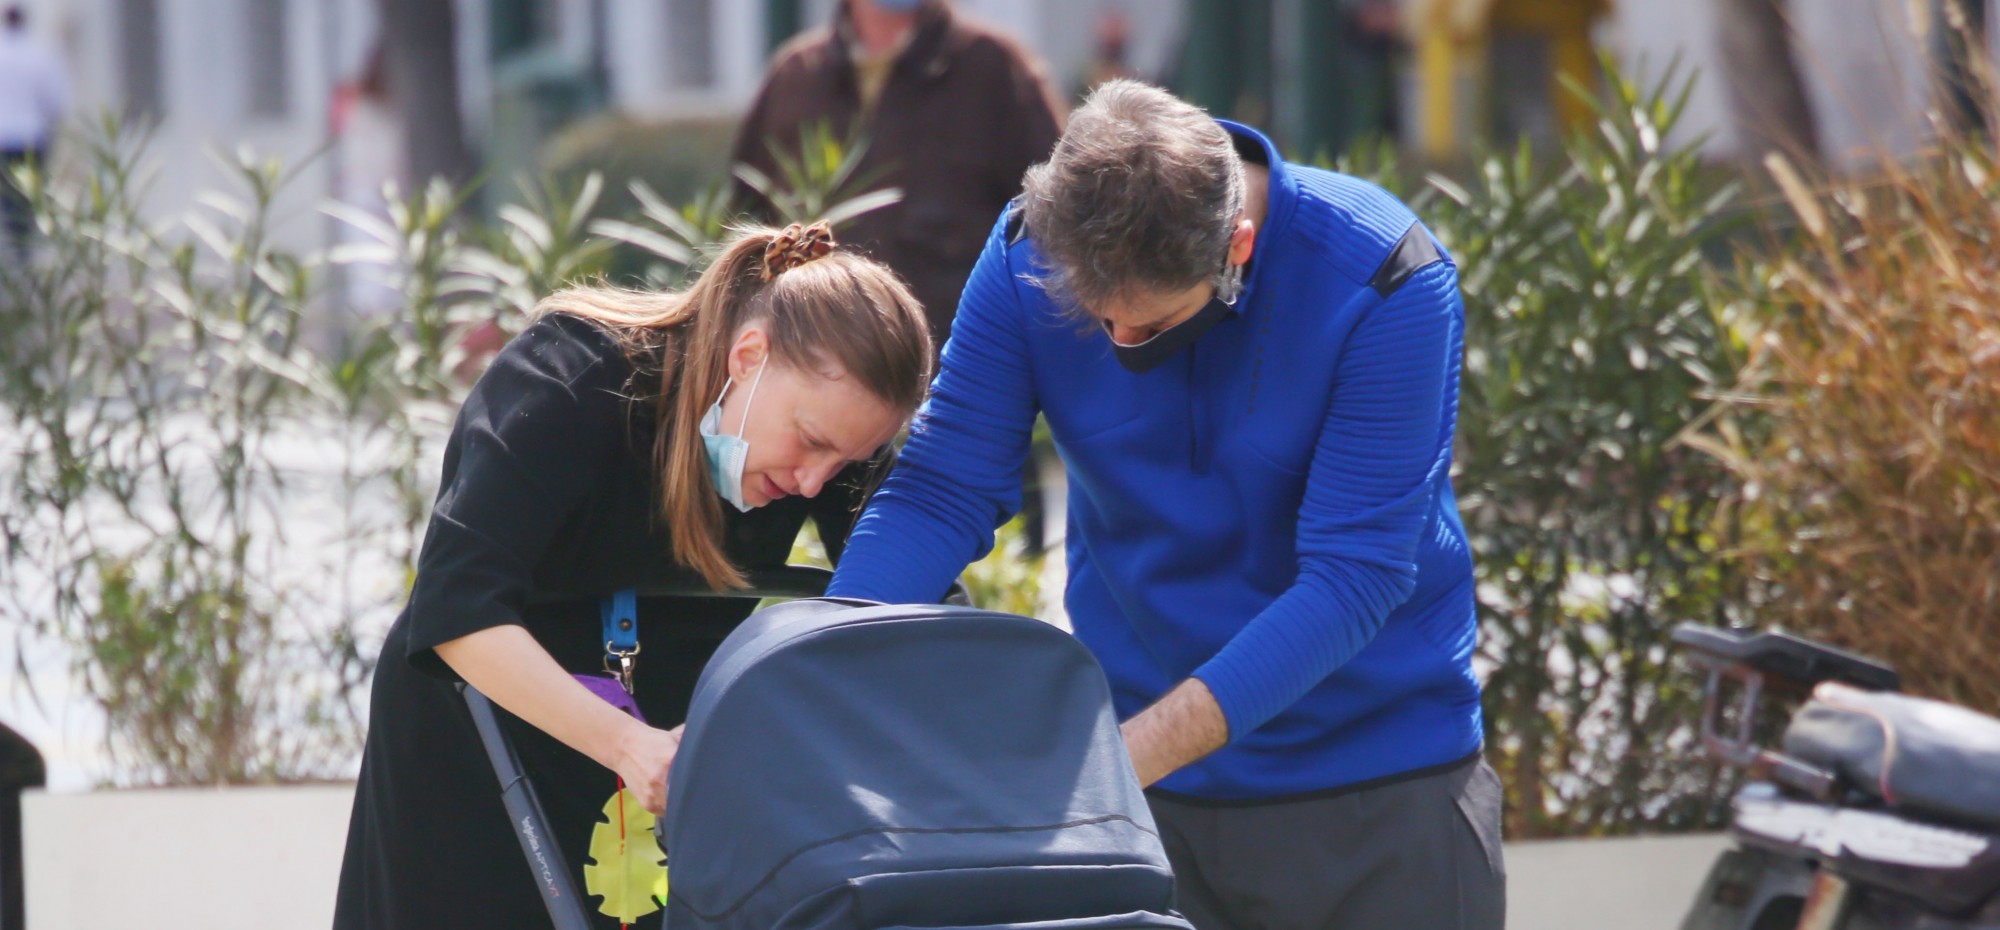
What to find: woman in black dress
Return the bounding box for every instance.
[334,224,933,929]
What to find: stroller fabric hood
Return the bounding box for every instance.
[661,599,1192,930]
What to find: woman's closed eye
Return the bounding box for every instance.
[801,430,855,467]
[802,428,877,469]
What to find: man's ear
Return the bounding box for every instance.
[727,325,769,381]
[1227,217,1257,267]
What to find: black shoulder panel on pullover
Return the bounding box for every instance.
[1369,222,1443,298]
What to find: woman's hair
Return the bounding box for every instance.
[1020,79,1244,312]
[537,224,933,589]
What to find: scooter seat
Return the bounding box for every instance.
[1732,791,2000,915]
[1784,682,2000,831]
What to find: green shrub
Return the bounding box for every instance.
[958,517,1048,619]
[783,515,1047,619]
[2,121,363,783]
[1427,64,1755,837]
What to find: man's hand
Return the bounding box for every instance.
[1120,678,1229,787]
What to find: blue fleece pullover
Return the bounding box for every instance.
[829,121,1483,800]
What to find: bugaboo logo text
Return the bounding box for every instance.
[520,815,563,896]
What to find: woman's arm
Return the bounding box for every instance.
[409,316,686,813]
[436,625,683,814]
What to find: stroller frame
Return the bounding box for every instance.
[459,566,843,930]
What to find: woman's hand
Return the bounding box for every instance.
[613,723,686,816]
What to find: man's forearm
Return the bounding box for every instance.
[1120,677,1230,787]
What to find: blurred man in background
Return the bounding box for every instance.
[0,3,68,261]
[1080,8,1137,93]
[329,44,409,320]
[732,0,1063,354]
[731,0,1065,556]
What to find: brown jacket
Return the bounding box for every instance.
[731,1,1065,349]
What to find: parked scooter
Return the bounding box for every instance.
[1675,624,2000,930]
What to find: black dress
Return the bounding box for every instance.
[333,314,847,929]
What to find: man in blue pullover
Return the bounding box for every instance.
[828,80,1504,928]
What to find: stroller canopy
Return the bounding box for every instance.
[661,599,1192,930]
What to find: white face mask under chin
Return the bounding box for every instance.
[699,361,766,511]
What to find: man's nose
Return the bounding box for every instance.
[1109,322,1151,345]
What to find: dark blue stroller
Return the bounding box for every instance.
[659,595,1193,930]
[463,570,1193,930]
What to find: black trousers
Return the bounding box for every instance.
[1147,756,1507,930]
[1,148,42,259]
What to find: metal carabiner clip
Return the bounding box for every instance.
[603,642,641,695]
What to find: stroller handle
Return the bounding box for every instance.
[525,565,971,607]
[521,565,832,604]
[653,566,834,600]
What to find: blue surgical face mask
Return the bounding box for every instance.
[700,361,766,512]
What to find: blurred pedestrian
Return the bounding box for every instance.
[329,43,408,318]
[1080,8,1137,93]
[731,0,1065,557]
[0,3,68,262]
[733,0,1062,350]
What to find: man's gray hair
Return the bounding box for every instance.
[1021,79,1244,312]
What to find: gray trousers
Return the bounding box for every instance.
[1147,756,1507,930]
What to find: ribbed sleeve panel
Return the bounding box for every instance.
[1193,261,1462,737]
[1286,171,1415,285]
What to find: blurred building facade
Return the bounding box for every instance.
[1603,0,1939,169]
[25,0,1181,255]
[20,0,1988,256]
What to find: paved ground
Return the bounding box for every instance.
[1507,832,1728,929]
[24,783,1731,929]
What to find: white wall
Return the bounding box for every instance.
[42,0,354,256]
[25,786,356,930]
[1604,0,1936,168]
[604,0,768,119]
[1601,0,1743,154]
[32,0,1974,261]
[39,0,497,256]
[1795,0,1931,168]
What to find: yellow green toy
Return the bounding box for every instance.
[581,787,669,924]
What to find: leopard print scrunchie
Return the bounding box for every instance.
[760,221,837,282]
